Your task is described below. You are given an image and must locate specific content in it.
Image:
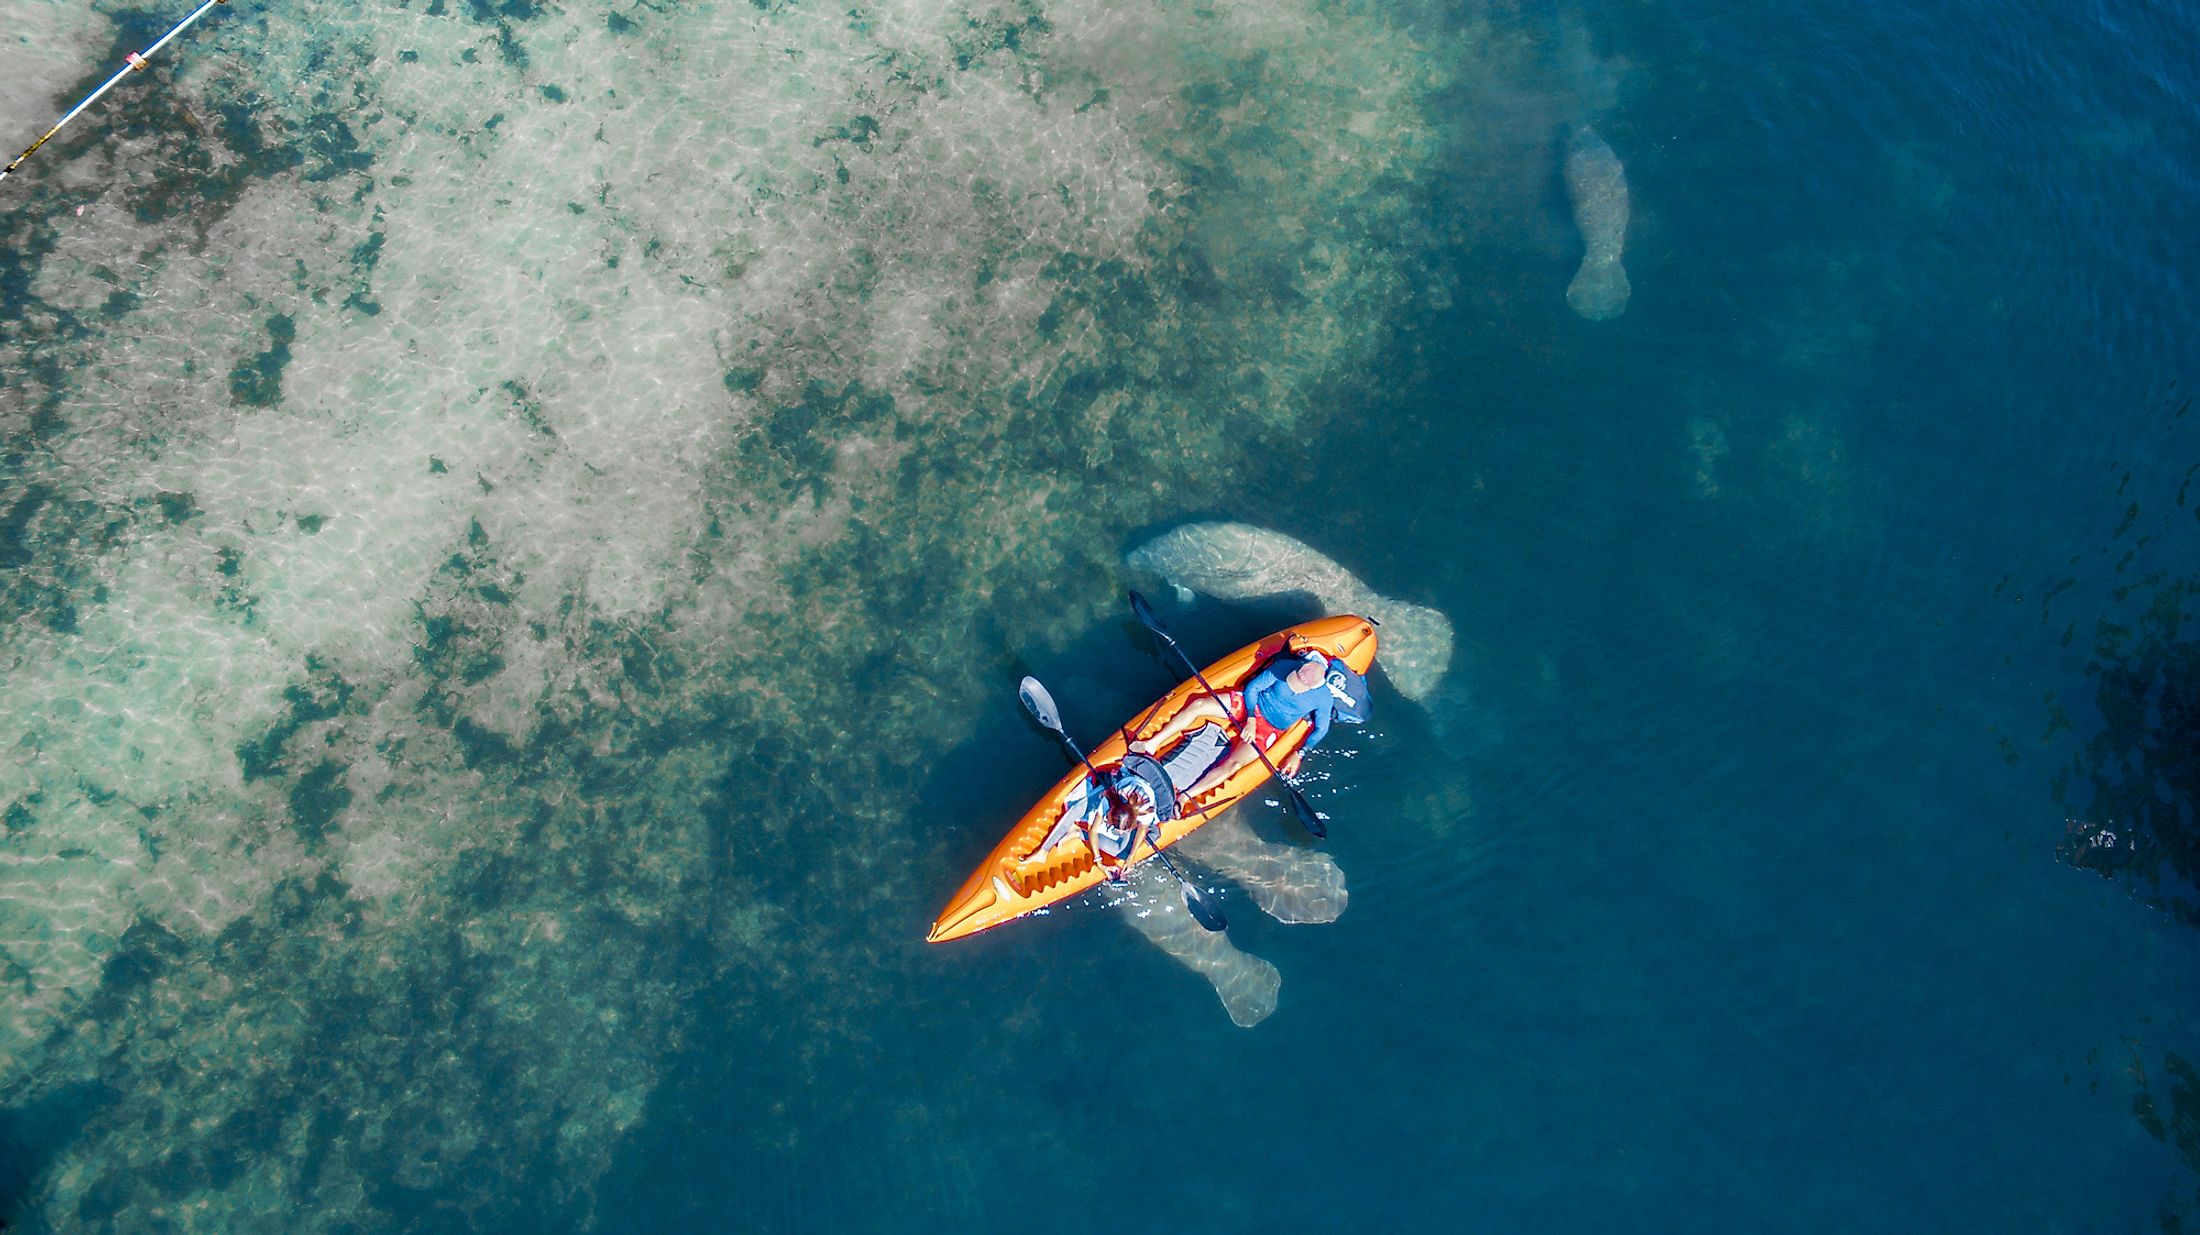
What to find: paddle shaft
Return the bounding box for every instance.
[1052,733,1118,819]
[1144,845,1207,908]
[1024,678,1171,865]
[1019,677,1224,930]
[1144,626,1325,837]
[1068,742,1222,930]
[1054,729,1180,878]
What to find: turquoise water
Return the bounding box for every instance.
[3,0,2198,1230]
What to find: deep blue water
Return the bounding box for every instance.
[585,2,2200,1232]
[4,0,2198,1231]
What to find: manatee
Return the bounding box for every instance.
[1125,521,1453,703]
[1563,124,1631,321]
[1118,876,1281,1028]
[1173,810,1345,925]
[1115,807,1348,1027]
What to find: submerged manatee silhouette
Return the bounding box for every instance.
[1119,809,1346,1027]
[1125,521,1453,703]
[1564,124,1631,321]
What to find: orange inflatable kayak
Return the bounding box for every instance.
[927,614,1378,943]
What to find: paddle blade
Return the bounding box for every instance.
[1127,589,1169,637]
[1154,850,1227,932]
[1017,675,1062,733]
[1287,785,1328,840]
[1184,886,1228,932]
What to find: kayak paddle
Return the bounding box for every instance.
[1017,675,1227,933]
[1126,590,1329,840]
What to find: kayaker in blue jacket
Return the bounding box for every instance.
[1128,650,1336,800]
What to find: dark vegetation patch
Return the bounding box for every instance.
[466,0,540,23]
[237,656,358,782]
[2,7,385,243]
[452,717,518,769]
[300,115,373,182]
[949,7,1051,73]
[86,918,189,1021]
[492,26,529,69]
[814,113,881,150]
[99,286,142,319]
[289,760,353,842]
[0,486,54,570]
[500,379,557,438]
[13,13,308,233]
[0,483,128,634]
[153,490,198,523]
[2055,389,2200,931]
[442,0,539,68]
[343,217,387,315]
[733,378,896,501]
[2124,1046,2200,1228]
[228,313,297,407]
[413,518,528,739]
[212,556,257,622]
[2060,578,2200,925]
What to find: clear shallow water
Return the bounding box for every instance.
[2,0,2197,1231]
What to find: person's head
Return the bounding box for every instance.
[1105,797,1134,831]
[1288,652,1328,690]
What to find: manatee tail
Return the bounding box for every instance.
[1364,592,1454,703]
[1118,875,1281,1027]
[1567,255,1630,321]
[1299,577,1455,705]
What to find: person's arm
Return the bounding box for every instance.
[1302,697,1332,752]
[1280,695,1332,778]
[1239,665,1282,727]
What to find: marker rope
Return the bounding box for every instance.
[1,0,228,186]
